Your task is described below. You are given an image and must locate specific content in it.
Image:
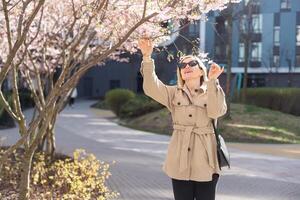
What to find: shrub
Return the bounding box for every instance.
[105,89,135,116]
[19,88,35,109]
[119,95,163,118]
[0,148,119,200]
[91,100,110,110]
[0,89,34,128]
[0,94,15,128]
[1,89,34,110]
[244,88,300,116]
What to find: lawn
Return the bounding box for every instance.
[121,103,300,144]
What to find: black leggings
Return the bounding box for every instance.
[171,173,219,200]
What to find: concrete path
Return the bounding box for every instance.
[1,100,300,200]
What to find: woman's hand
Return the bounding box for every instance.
[138,37,153,57]
[208,62,224,80]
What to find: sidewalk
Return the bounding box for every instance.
[227,142,300,159]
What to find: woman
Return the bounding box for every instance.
[138,38,227,200]
[69,87,78,108]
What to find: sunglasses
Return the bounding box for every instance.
[178,60,199,69]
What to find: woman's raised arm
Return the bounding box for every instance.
[206,63,227,119]
[138,38,176,111]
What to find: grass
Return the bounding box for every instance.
[122,103,300,144]
[90,100,110,110]
[121,109,173,135]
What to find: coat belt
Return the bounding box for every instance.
[172,124,215,172]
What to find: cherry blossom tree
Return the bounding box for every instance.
[0,0,240,199]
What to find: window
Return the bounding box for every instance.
[273,55,280,68]
[274,26,280,46]
[239,43,245,62]
[189,20,200,35]
[296,55,300,67]
[281,0,291,10]
[251,42,262,61]
[252,14,262,33]
[215,45,227,61]
[248,77,265,87]
[244,0,260,6]
[241,14,262,33]
[216,16,226,34]
[240,15,247,33]
[297,26,300,46]
[215,46,221,56]
[274,13,280,26]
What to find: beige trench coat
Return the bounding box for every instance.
[140,58,227,182]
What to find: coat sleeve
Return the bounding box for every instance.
[140,58,176,111]
[205,78,227,119]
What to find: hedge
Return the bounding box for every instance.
[105,89,135,116]
[244,88,300,116]
[119,95,163,118]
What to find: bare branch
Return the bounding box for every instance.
[0,92,19,120]
[2,0,13,51]
[0,0,45,85]
[142,0,147,18]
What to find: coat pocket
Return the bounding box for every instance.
[171,94,190,123]
[193,94,208,108]
[172,94,190,107]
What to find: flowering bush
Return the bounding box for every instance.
[0,148,118,200]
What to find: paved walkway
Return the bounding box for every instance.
[227,142,300,159]
[1,100,300,200]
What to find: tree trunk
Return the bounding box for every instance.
[46,126,56,159]
[225,8,233,119]
[43,112,57,160]
[37,124,46,152]
[19,148,35,200]
[242,40,250,103]
[18,105,56,199]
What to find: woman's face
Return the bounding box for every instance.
[179,57,203,81]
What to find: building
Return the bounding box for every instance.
[77,0,300,98]
[205,0,300,87]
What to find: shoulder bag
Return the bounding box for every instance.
[211,119,231,170]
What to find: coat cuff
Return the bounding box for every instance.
[140,58,154,77]
[141,57,154,70]
[142,56,153,62]
[206,79,220,86]
[205,79,220,92]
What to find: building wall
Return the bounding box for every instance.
[280,12,296,68]
[77,55,141,98]
[205,14,216,57]
[77,53,178,98]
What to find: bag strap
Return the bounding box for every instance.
[211,119,221,148]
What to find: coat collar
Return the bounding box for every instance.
[178,82,207,94]
[177,82,207,103]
